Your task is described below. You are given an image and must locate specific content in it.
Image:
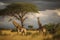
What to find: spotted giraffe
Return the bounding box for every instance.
[12,20,26,35]
[37,17,47,35]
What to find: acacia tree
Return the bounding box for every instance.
[0,2,38,27]
[44,23,60,34]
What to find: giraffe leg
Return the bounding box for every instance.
[17,29,20,34]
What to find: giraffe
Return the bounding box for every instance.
[9,19,26,35]
[12,20,26,35]
[37,17,46,35]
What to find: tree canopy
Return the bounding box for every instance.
[0,2,39,27]
[0,2,38,16]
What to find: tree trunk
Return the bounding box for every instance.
[21,21,24,27]
[17,29,20,34]
[20,18,24,28]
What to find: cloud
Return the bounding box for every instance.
[0,0,60,2]
[0,2,8,5]
[0,0,60,10]
[35,12,48,17]
[32,1,60,10]
[27,10,60,24]
[0,2,8,9]
[55,9,60,16]
[40,0,60,2]
[39,10,60,24]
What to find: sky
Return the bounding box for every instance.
[0,0,60,29]
[0,0,60,10]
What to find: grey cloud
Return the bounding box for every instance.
[0,2,8,9]
[39,10,60,24]
[0,0,60,2]
[0,0,60,10]
[32,1,60,10]
[46,13,60,23]
[40,0,60,2]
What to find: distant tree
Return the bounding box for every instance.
[55,23,60,34]
[44,23,60,34]
[0,2,38,28]
[28,25,33,30]
[51,23,60,40]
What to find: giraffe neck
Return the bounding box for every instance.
[12,20,22,29]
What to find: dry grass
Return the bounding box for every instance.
[0,30,53,40]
